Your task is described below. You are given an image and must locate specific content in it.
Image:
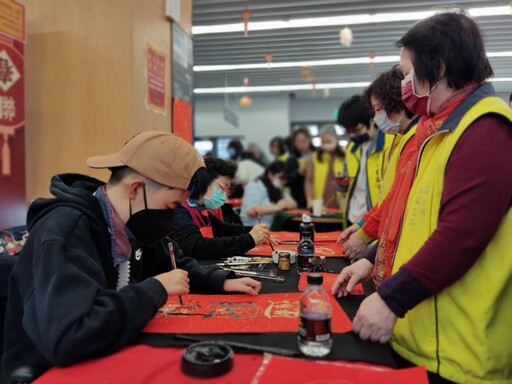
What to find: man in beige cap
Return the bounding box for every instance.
[2,131,261,381]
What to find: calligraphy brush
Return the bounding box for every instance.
[166,237,183,305]
[256,213,276,253]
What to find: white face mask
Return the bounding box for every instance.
[271,178,284,190]
[374,110,404,135]
[321,142,337,152]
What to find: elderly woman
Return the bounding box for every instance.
[338,65,418,262]
[333,10,512,384]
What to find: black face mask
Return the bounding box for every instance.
[350,132,370,144]
[125,183,174,246]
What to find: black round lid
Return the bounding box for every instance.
[307,273,323,285]
[181,341,234,378]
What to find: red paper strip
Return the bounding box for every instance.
[199,226,213,238]
[273,231,342,242]
[253,355,428,384]
[34,345,263,384]
[298,273,364,296]
[246,242,343,257]
[143,293,352,334]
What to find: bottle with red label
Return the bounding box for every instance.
[298,273,332,357]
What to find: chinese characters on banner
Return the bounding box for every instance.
[143,293,352,334]
[0,0,25,229]
[172,97,192,143]
[145,41,167,114]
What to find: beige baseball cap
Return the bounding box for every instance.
[87,131,205,190]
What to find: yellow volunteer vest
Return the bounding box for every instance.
[343,131,393,225]
[380,124,417,200]
[391,93,512,383]
[311,151,343,200]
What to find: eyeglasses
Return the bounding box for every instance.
[213,179,231,193]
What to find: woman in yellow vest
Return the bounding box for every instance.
[339,66,419,262]
[304,124,345,210]
[332,11,512,384]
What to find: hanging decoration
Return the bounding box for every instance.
[239,95,253,107]
[339,27,353,47]
[265,51,273,69]
[300,66,313,81]
[368,50,376,68]
[241,8,251,37]
[323,88,330,98]
[311,81,317,98]
[243,76,250,87]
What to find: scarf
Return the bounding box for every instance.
[372,83,478,285]
[94,186,132,268]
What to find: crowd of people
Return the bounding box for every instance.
[1,9,511,384]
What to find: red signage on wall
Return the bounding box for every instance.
[146,41,167,114]
[0,1,25,229]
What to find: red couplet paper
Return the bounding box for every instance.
[246,242,343,257]
[143,293,352,334]
[298,273,364,296]
[253,355,428,384]
[273,231,342,242]
[34,345,263,384]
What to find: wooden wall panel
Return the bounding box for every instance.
[25,0,132,199]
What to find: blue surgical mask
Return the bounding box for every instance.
[374,111,404,135]
[350,132,370,144]
[204,187,227,210]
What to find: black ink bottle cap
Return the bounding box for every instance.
[181,341,234,378]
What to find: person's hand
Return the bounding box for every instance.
[269,235,279,246]
[277,199,295,210]
[332,259,373,297]
[154,269,189,296]
[223,278,262,296]
[246,206,259,217]
[352,292,397,343]
[249,223,271,245]
[337,223,360,244]
[343,233,369,263]
[306,197,314,210]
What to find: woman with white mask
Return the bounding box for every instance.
[338,66,418,261]
[240,161,297,227]
[304,124,346,210]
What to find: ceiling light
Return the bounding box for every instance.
[192,6,510,35]
[194,78,512,95]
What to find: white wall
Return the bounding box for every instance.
[194,94,290,158]
[289,97,344,123]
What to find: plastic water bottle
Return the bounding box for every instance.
[297,237,315,274]
[298,273,332,357]
[299,214,315,243]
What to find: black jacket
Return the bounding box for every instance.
[1,174,233,381]
[170,205,255,260]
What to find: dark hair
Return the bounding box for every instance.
[269,136,286,156]
[316,145,345,163]
[227,140,243,159]
[364,65,414,119]
[204,157,237,180]
[291,127,314,157]
[187,167,210,200]
[396,9,493,89]
[108,165,209,199]
[509,92,512,104]
[337,95,374,131]
[260,161,286,203]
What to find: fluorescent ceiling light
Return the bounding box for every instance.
[195,82,371,94]
[194,51,512,72]
[194,78,512,95]
[192,6,510,35]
